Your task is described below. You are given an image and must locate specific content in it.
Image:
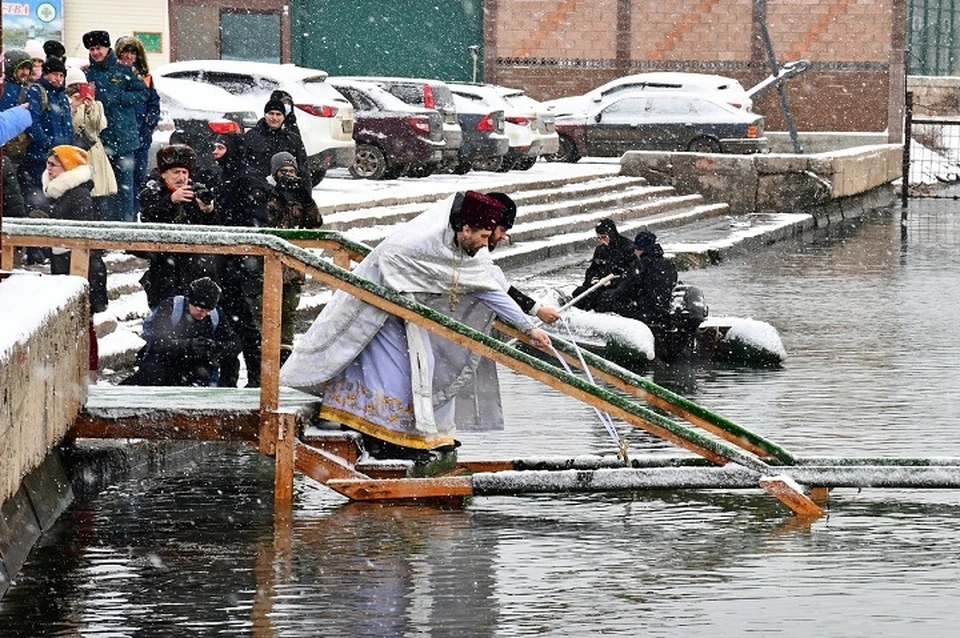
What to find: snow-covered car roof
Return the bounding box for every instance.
[328,77,429,112]
[155,59,328,82]
[153,75,254,114]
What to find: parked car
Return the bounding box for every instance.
[327,78,445,180]
[149,76,257,174]
[550,91,767,162]
[153,60,356,183]
[543,72,755,117]
[447,82,544,171]
[339,76,462,173]
[495,86,560,168]
[449,95,510,173]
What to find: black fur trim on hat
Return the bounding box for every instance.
[43,40,66,59]
[42,56,66,76]
[156,144,196,174]
[82,30,111,49]
[486,192,517,229]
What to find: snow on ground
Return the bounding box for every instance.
[0,273,86,358]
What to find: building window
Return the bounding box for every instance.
[220,11,281,63]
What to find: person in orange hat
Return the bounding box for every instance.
[38,145,109,352]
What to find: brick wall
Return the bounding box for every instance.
[488,0,905,133]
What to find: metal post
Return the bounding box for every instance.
[902,91,913,213]
[754,0,803,153]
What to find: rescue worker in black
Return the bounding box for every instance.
[595,230,678,326]
[572,218,635,310]
[121,277,241,387]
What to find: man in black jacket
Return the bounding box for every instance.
[595,231,678,326]
[572,218,635,310]
[122,277,241,387]
[244,98,310,185]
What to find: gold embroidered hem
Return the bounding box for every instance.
[320,405,455,451]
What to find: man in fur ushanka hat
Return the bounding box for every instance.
[281,190,552,458]
[138,143,218,308]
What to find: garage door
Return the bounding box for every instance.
[292,0,484,81]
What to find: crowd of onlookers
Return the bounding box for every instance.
[4,31,324,388]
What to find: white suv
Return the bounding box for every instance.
[154,60,356,182]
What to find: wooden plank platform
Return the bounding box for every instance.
[72,386,323,441]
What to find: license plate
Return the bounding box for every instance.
[342,120,354,134]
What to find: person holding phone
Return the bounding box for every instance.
[65,66,117,200]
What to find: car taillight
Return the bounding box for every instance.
[295,104,338,117]
[408,116,431,135]
[423,84,435,109]
[747,125,759,138]
[476,113,495,132]
[208,120,241,134]
[506,116,530,126]
[729,102,743,109]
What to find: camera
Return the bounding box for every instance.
[191,182,213,204]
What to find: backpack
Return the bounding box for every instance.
[4,83,48,158]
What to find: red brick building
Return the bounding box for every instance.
[484,0,906,137]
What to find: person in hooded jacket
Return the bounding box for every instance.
[205,132,266,386]
[114,36,161,201]
[82,29,148,222]
[139,144,218,308]
[572,218,636,310]
[1,50,44,162]
[244,97,311,184]
[39,145,109,314]
[595,231,678,326]
[20,56,74,209]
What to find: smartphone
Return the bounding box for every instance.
[79,83,94,100]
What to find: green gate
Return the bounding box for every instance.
[908,0,960,75]
[291,0,484,81]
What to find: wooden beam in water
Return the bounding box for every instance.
[274,412,296,506]
[295,441,369,483]
[326,476,474,501]
[70,412,260,441]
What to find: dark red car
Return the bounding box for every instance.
[328,78,446,179]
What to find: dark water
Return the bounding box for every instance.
[4,201,960,637]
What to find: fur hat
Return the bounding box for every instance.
[264,98,286,115]
[596,218,618,237]
[486,192,517,229]
[43,40,66,59]
[50,145,89,171]
[115,36,150,74]
[270,151,297,176]
[42,56,66,76]
[24,39,44,61]
[187,277,221,310]
[634,230,658,249]
[82,30,111,50]
[452,191,503,231]
[65,66,87,87]
[156,144,196,174]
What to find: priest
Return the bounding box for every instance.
[280,190,552,458]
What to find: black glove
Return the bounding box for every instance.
[189,337,217,357]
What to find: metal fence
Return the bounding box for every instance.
[909,0,960,75]
[905,93,960,198]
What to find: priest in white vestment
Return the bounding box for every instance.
[280,190,552,455]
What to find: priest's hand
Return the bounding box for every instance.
[527,327,551,349]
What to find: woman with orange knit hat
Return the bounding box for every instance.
[41,145,109,315]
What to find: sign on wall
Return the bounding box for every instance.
[2,0,64,51]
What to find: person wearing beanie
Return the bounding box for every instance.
[121,276,241,387]
[24,39,45,80]
[280,191,552,456]
[36,145,109,315]
[244,95,311,186]
[65,66,117,198]
[269,89,300,133]
[263,149,322,364]
[18,54,75,206]
[43,40,66,61]
[82,28,149,223]
[572,217,635,310]
[139,143,219,309]
[115,36,161,203]
[0,50,41,147]
[594,229,678,326]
